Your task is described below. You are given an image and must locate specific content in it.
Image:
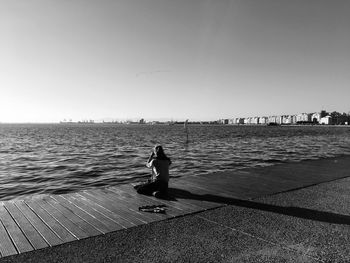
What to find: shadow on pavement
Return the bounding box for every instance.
[168,187,350,226]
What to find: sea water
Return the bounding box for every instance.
[0,123,350,200]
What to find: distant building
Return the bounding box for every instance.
[229,118,239,125]
[320,116,332,125]
[282,115,292,124]
[237,118,245,124]
[221,110,344,126]
[291,115,297,124]
[259,117,268,125]
[244,117,251,125]
[276,116,283,124]
[229,118,243,125]
[311,112,321,123]
[252,117,259,125]
[296,113,312,123]
[268,115,278,124]
[219,119,229,124]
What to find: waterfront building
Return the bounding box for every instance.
[259,117,268,125]
[282,115,292,124]
[237,118,244,124]
[291,115,297,124]
[252,117,259,125]
[244,117,253,125]
[223,110,342,126]
[320,116,332,125]
[229,118,240,125]
[268,115,278,124]
[233,118,245,125]
[275,115,283,124]
[311,112,321,123]
[218,119,229,124]
[296,113,312,123]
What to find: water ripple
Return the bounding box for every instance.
[0,124,350,200]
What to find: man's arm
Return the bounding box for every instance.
[146,152,155,168]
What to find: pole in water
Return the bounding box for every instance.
[184,119,189,143]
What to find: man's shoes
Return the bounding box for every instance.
[152,191,162,198]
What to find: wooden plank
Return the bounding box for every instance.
[174,178,262,206]
[168,194,221,212]
[181,175,256,197]
[44,197,102,237]
[115,185,197,215]
[50,195,112,234]
[172,178,245,201]
[77,190,147,225]
[0,205,33,254]
[69,192,136,229]
[32,199,88,240]
[104,187,175,220]
[14,201,62,247]
[100,187,177,218]
[168,181,224,210]
[78,191,147,226]
[90,189,159,222]
[183,175,256,195]
[169,180,229,210]
[0,209,18,257]
[53,194,123,232]
[68,192,137,228]
[4,202,48,250]
[105,186,184,218]
[24,200,77,243]
[182,172,296,198]
[108,186,186,218]
[115,185,200,216]
[179,177,255,199]
[90,189,168,222]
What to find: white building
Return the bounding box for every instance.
[296,113,312,123]
[244,117,253,125]
[259,117,268,125]
[268,116,278,124]
[311,112,321,123]
[282,115,292,124]
[276,116,283,124]
[320,116,332,125]
[252,117,259,124]
[291,115,297,124]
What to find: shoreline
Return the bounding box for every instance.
[2,154,350,202]
[0,156,349,262]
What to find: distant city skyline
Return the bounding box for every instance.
[2,106,347,124]
[1,0,350,123]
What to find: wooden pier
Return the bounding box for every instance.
[0,157,349,258]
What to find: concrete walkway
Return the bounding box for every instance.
[1,158,350,262]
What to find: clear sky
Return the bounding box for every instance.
[1,0,350,123]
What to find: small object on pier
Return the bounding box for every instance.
[138,205,166,214]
